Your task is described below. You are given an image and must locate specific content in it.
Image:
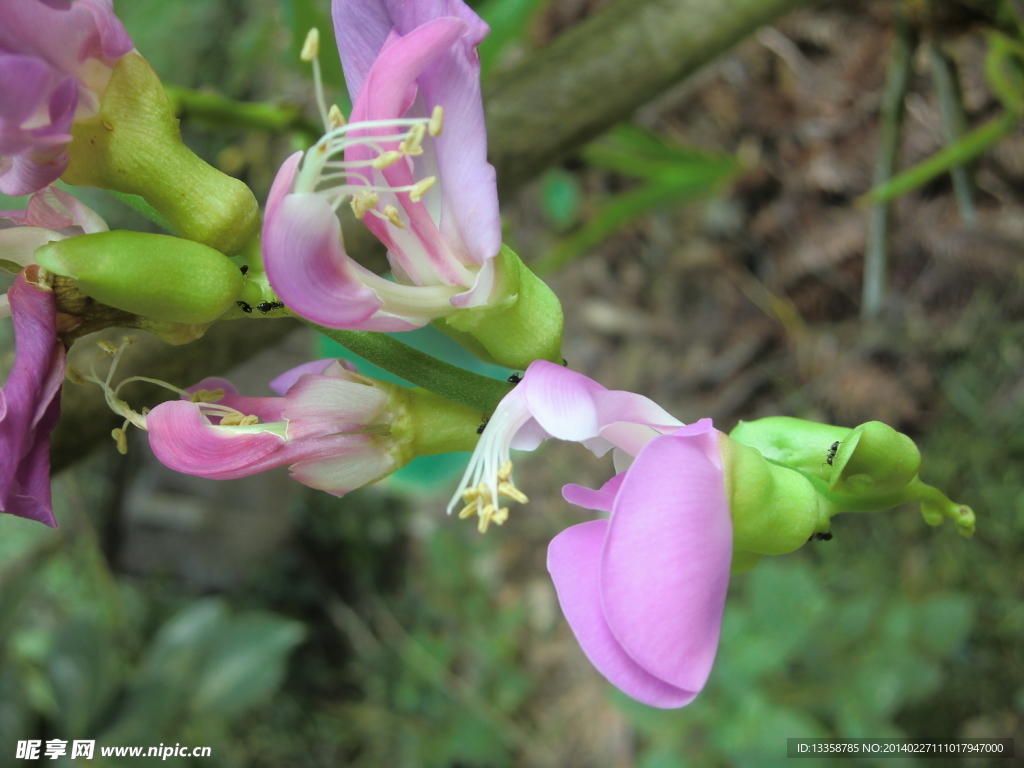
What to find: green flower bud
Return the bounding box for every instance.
[62,53,259,256]
[388,386,483,464]
[829,421,921,496]
[36,231,243,325]
[435,244,564,370]
[720,435,831,556]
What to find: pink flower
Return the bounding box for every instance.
[0,267,66,527]
[0,186,108,270]
[0,0,133,195]
[263,0,499,331]
[448,360,732,708]
[145,359,401,495]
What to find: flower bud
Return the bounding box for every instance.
[435,245,564,371]
[35,231,243,325]
[61,53,259,255]
[829,420,921,496]
[729,415,849,478]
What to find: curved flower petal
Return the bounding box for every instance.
[548,520,698,708]
[332,0,394,101]
[263,191,383,328]
[0,269,64,527]
[289,436,395,494]
[146,400,294,481]
[281,372,389,440]
[519,360,606,442]
[24,186,108,233]
[561,472,626,514]
[268,358,336,396]
[601,433,732,697]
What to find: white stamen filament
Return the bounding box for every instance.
[447,390,533,532]
[300,28,331,131]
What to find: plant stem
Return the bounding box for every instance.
[929,43,977,224]
[305,321,514,415]
[164,85,322,144]
[863,19,915,320]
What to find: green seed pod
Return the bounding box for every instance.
[720,434,830,556]
[829,421,921,496]
[62,53,259,256]
[435,244,564,370]
[36,231,243,325]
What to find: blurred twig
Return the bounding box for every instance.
[929,43,977,224]
[862,18,915,320]
[165,85,322,145]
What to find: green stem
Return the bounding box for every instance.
[861,112,1019,207]
[929,43,976,224]
[304,320,514,415]
[862,17,915,320]
[164,85,322,144]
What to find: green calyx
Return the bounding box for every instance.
[728,416,975,538]
[36,231,243,325]
[434,244,564,370]
[62,53,259,256]
[720,434,831,564]
[387,386,483,466]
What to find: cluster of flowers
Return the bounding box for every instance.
[0,0,974,710]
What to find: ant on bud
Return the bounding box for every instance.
[239,265,249,276]
[236,301,253,313]
[808,532,834,542]
[507,373,522,384]
[825,441,840,466]
[256,301,285,314]
[476,417,490,434]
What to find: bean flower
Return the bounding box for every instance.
[263,0,501,332]
[0,0,133,195]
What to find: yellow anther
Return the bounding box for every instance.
[478,503,495,533]
[300,28,320,62]
[372,150,403,169]
[498,482,528,504]
[458,502,478,520]
[111,427,128,455]
[220,414,243,426]
[123,335,138,345]
[428,105,444,136]
[493,507,509,526]
[65,366,86,385]
[399,123,426,156]
[97,340,118,355]
[462,485,480,503]
[239,414,260,426]
[497,460,513,483]
[408,176,436,202]
[383,205,405,228]
[189,388,225,403]
[477,481,489,498]
[328,104,346,129]
[350,191,379,220]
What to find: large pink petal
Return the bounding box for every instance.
[263,192,383,328]
[601,433,731,697]
[332,0,394,102]
[519,360,607,442]
[548,520,698,708]
[289,436,395,494]
[281,372,389,440]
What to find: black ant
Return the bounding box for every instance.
[507,373,522,384]
[808,532,834,542]
[239,265,249,276]
[476,417,490,434]
[256,301,285,314]
[236,301,253,313]
[825,441,840,466]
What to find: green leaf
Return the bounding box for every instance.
[191,613,306,716]
[46,618,122,738]
[477,0,549,76]
[539,168,583,232]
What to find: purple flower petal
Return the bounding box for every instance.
[0,269,64,527]
[281,372,389,440]
[289,438,395,494]
[548,520,699,708]
[332,0,394,102]
[0,53,52,124]
[268,358,336,396]
[601,433,732,697]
